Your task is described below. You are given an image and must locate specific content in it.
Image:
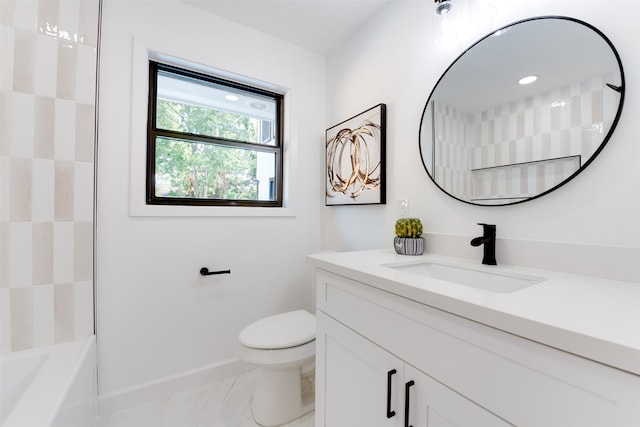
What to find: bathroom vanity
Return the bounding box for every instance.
[307,250,640,427]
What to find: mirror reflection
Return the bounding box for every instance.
[419,17,624,206]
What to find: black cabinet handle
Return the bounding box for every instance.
[386,369,397,418]
[404,380,415,427]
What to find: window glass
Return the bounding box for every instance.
[147,61,283,207]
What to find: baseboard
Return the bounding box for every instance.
[98,358,253,415]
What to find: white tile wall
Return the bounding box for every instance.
[0,0,99,354]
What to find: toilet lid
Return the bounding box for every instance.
[239,310,315,350]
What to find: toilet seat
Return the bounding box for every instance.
[239,310,315,350]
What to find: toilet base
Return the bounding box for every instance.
[252,364,315,426]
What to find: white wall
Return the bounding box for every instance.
[97,0,325,397]
[323,0,640,278]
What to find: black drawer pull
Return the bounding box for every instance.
[386,369,397,418]
[404,380,415,427]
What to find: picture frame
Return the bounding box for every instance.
[325,103,386,205]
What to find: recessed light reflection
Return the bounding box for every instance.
[518,75,538,85]
[225,94,239,101]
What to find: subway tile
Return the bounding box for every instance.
[56,38,77,100]
[32,221,53,285]
[54,159,74,220]
[34,32,58,97]
[75,103,95,162]
[0,93,11,156]
[8,222,33,287]
[0,26,15,92]
[11,92,34,158]
[0,156,9,221]
[74,161,93,221]
[36,0,59,37]
[0,288,10,353]
[13,0,38,31]
[53,221,73,283]
[13,29,36,93]
[34,95,55,159]
[10,157,32,221]
[54,98,75,160]
[10,287,33,351]
[0,1,16,27]
[79,0,99,47]
[74,221,92,281]
[32,283,54,347]
[0,222,9,287]
[74,280,94,338]
[54,282,74,343]
[58,0,80,45]
[75,44,96,105]
[32,158,54,221]
[592,89,603,123]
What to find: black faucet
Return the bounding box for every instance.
[470,223,497,265]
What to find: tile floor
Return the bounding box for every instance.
[97,370,315,427]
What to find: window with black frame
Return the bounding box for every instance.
[146,61,283,207]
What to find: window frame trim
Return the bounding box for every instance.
[146,60,284,207]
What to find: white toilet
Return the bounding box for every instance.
[238,310,316,426]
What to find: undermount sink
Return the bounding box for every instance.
[383,260,546,293]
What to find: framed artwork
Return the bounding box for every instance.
[325,103,386,205]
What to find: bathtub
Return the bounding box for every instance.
[0,336,97,427]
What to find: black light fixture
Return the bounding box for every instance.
[434,0,454,15]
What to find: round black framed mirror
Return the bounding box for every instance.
[419,16,625,206]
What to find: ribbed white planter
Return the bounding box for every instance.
[393,237,425,255]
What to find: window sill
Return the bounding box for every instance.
[130,204,296,217]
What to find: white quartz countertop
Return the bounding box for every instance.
[307,249,640,376]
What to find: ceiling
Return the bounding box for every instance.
[179,0,391,55]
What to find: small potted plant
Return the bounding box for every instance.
[394,218,425,255]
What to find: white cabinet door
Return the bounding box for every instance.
[405,365,512,427]
[317,312,403,427]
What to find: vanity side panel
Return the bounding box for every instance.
[315,270,640,427]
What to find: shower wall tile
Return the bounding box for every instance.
[0,26,15,92]
[34,95,55,159]
[79,0,99,47]
[55,99,76,160]
[8,222,32,287]
[32,283,54,347]
[54,159,74,220]
[10,287,34,351]
[1,0,99,354]
[74,221,92,281]
[36,0,59,33]
[0,1,16,27]
[11,92,34,158]
[0,156,10,221]
[74,162,93,221]
[34,32,58,97]
[54,221,74,284]
[32,158,55,221]
[74,280,94,338]
[56,38,77,100]
[10,157,32,221]
[0,222,9,287]
[12,29,36,93]
[13,0,37,31]
[32,221,53,285]
[0,289,9,353]
[76,44,97,104]
[76,103,95,161]
[54,282,74,343]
